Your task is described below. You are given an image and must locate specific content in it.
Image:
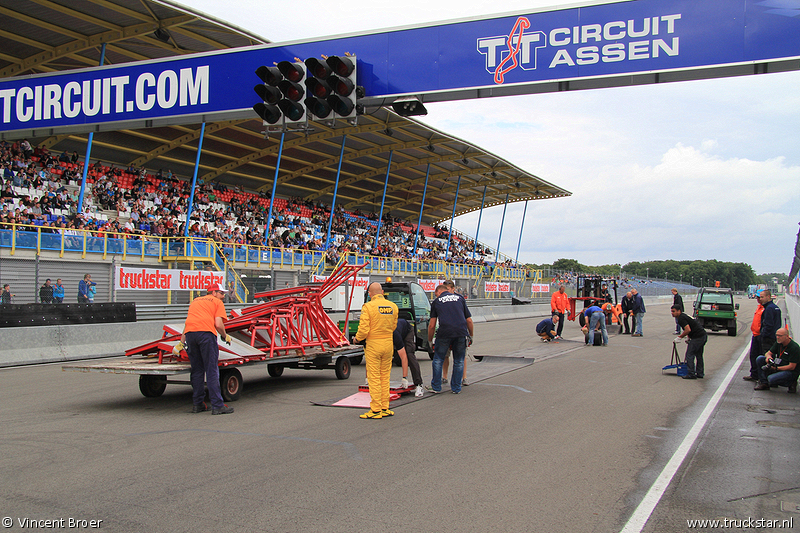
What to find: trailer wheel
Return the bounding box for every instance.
[267,365,284,377]
[219,368,242,402]
[335,356,351,380]
[727,326,737,337]
[349,355,363,366]
[139,375,167,398]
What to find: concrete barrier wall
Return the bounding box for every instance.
[785,295,798,337]
[0,322,165,367]
[2,295,674,368]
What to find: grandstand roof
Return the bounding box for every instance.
[1,0,571,225]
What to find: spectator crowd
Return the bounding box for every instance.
[1,139,514,268]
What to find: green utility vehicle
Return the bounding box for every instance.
[339,281,434,363]
[692,287,739,336]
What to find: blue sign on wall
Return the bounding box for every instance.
[0,0,798,134]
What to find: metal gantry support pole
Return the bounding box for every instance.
[495,193,510,264]
[374,150,393,250]
[472,185,487,259]
[265,132,286,240]
[514,200,529,264]
[445,176,461,261]
[412,163,431,255]
[183,122,206,236]
[325,135,347,250]
[77,43,106,215]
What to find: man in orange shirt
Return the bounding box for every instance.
[550,285,570,338]
[181,283,234,415]
[743,294,765,382]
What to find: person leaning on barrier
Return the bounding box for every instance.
[671,304,707,380]
[753,328,799,393]
[52,278,65,303]
[354,282,399,419]
[177,283,233,415]
[39,279,54,304]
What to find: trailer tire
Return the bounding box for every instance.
[139,375,167,397]
[219,368,242,402]
[335,356,351,380]
[349,355,363,366]
[727,326,737,337]
[267,365,284,377]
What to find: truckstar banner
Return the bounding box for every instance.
[531,284,551,293]
[1,0,798,135]
[115,266,225,291]
[417,279,446,292]
[485,281,511,293]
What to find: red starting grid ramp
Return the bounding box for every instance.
[125,262,367,365]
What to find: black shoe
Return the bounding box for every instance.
[754,382,770,391]
[192,403,208,413]
[788,382,797,394]
[682,374,697,380]
[697,375,704,379]
[212,405,234,415]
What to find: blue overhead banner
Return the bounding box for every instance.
[1,0,799,134]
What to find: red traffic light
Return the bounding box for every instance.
[305,57,332,79]
[255,66,282,86]
[278,61,304,83]
[326,56,355,77]
[305,77,332,99]
[330,76,354,97]
[254,84,281,105]
[278,80,304,102]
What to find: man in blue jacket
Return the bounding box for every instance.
[631,289,646,337]
[758,290,781,349]
[53,278,65,303]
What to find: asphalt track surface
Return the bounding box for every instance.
[1,298,797,532]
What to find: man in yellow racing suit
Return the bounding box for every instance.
[354,282,399,419]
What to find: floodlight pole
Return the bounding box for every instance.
[514,200,528,264]
[265,131,285,240]
[374,150,393,250]
[77,43,106,215]
[412,163,431,256]
[183,122,206,236]
[324,135,347,250]
[472,185,487,259]
[495,193,509,263]
[445,176,461,261]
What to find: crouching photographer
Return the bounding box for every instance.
[754,327,799,393]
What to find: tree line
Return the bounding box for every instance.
[530,258,769,291]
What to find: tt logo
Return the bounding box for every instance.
[477,16,546,84]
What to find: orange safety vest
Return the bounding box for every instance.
[551,291,569,314]
[751,305,764,336]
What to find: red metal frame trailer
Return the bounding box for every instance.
[63,263,367,401]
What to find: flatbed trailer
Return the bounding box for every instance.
[62,344,364,401]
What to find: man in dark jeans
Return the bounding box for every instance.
[671,288,683,334]
[427,284,473,394]
[672,304,708,380]
[758,290,781,350]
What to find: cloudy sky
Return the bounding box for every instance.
[179,0,800,275]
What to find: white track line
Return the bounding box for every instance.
[619,342,750,533]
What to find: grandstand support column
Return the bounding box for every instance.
[78,43,106,215]
[374,150,393,249]
[325,135,347,251]
[412,163,431,256]
[183,122,206,237]
[445,175,462,261]
[265,132,285,239]
[515,200,529,264]
[495,193,510,264]
[473,185,487,259]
